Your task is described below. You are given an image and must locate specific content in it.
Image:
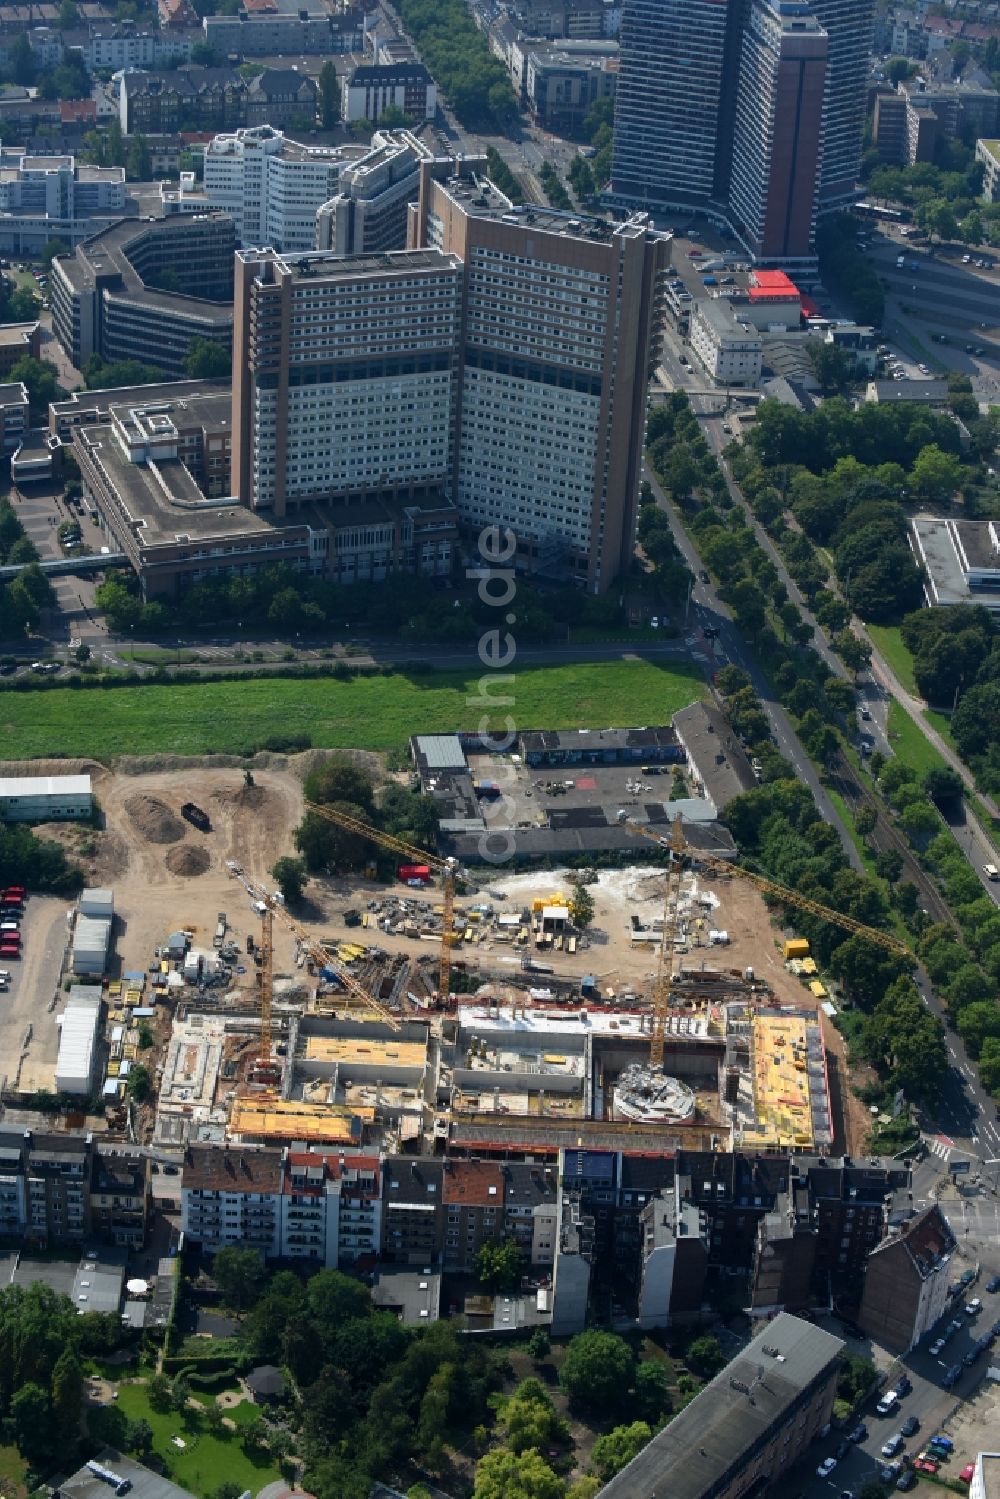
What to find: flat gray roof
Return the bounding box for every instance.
[911,514,1000,612]
[372,1267,441,1325]
[673,700,757,811]
[61,1451,198,1499]
[600,1313,845,1499]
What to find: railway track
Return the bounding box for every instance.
[827,750,952,927]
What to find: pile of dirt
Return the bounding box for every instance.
[214,783,268,811]
[166,844,211,877]
[124,794,185,844]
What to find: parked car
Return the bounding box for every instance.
[914,1460,939,1475]
[960,1465,976,1483]
[942,1365,962,1388]
[835,1441,852,1460]
[882,1435,904,1458]
[877,1393,900,1416]
[896,1472,917,1491]
[849,1424,868,1444]
[817,1458,838,1478]
[930,1436,955,1452]
[929,1338,946,1356]
[987,1276,1000,1293]
[896,1375,912,1396]
[966,1299,982,1316]
[879,1462,903,1483]
[900,1417,919,1437]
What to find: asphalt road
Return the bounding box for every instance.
[792,1272,1000,1499]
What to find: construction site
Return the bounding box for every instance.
[0,755,905,1160]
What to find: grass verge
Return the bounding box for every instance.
[866,624,919,697]
[887,699,949,779]
[113,1383,280,1498]
[0,1444,27,1499]
[0,660,706,760]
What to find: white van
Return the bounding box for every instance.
[984,863,999,881]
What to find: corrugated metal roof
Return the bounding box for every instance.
[0,773,92,797]
[414,734,467,770]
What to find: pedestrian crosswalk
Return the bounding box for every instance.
[928,1135,956,1161]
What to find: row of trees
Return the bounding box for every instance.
[896,604,1000,793]
[394,0,516,129]
[94,560,628,644]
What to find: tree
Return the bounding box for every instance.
[127,1063,150,1102]
[127,1416,153,1456]
[632,1360,670,1423]
[591,1421,653,1482]
[809,341,854,396]
[11,1382,51,1463]
[271,855,307,904]
[911,444,963,506]
[50,1345,84,1447]
[304,756,376,810]
[9,355,60,411]
[957,1001,1000,1059]
[886,56,913,84]
[472,1448,564,1499]
[527,1328,551,1362]
[319,59,339,127]
[148,1373,172,1412]
[185,337,232,379]
[213,1245,267,1309]
[923,765,964,804]
[559,1330,634,1413]
[500,1378,565,1456]
[686,1334,726,1378]
[293,801,374,874]
[473,1238,524,1292]
[569,881,595,930]
[126,132,151,180]
[833,629,873,676]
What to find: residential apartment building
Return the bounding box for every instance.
[611,0,735,210]
[118,66,317,136]
[89,1150,150,1248]
[50,213,235,375]
[202,8,363,55]
[86,23,195,70]
[612,0,869,258]
[601,1314,845,1499]
[500,1161,560,1266]
[0,319,40,377]
[203,126,362,252]
[180,1145,283,1256]
[0,148,126,255]
[859,1203,957,1352]
[811,0,875,210]
[442,1158,505,1270]
[411,159,669,592]
[279,1150,381,1267]
[381,1157,445,1265]
[0,1131,149,1248]
[341,62,437,124]
[315,129,434,256]
[727,0,828,265]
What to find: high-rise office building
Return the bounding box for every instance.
[410,160,669,591]
[811,0,876,210]
[610,0,734,209]
[727,0,828,263]
[232,247,462,522]
[611,0,867,258]
[202,126,359,253]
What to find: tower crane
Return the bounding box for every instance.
[227,863,400,1079]
[624,816,909,1068]
[302,800,472,999]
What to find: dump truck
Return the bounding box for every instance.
[213,912,227,948]
[181,802,211,832]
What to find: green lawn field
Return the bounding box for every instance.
[113,1383,280,1498]
[887,699,949,778]
[866,625,919,698]
[0,660,706,760]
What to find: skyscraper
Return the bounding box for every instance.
[611,0,867,258]
[727,0,828,263]
[411,161,670,592]
[611,0,735,209]
[810,0,877,210]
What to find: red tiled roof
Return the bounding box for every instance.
[442,1159,504,1207]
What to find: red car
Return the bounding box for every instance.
[960,1467,976,1484]
[914,1460,939,1475]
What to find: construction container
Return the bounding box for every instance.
[783,938,811,960]
[80,887,114,919]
